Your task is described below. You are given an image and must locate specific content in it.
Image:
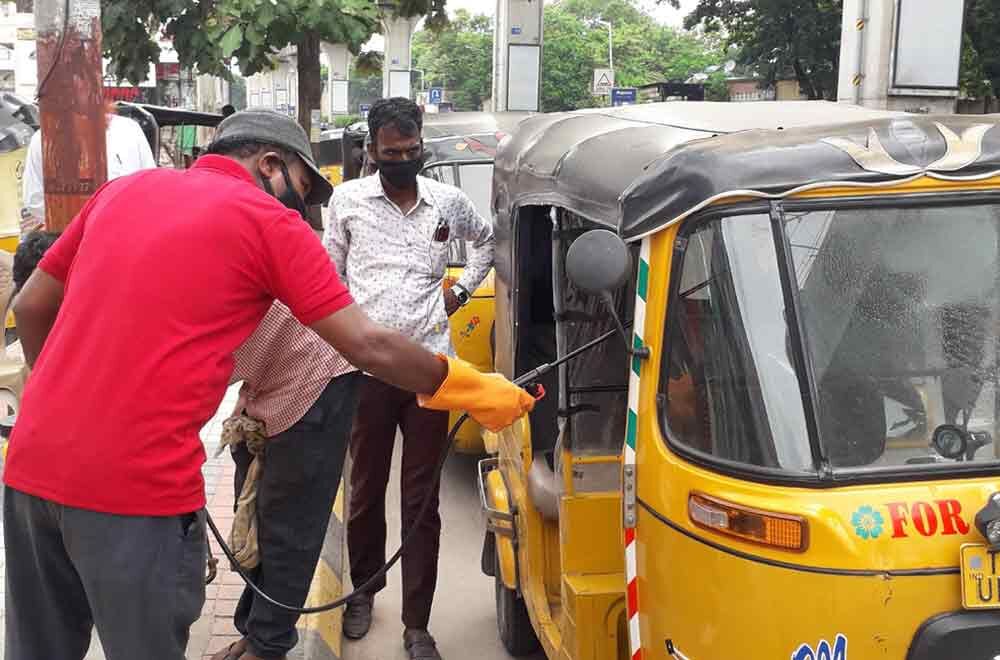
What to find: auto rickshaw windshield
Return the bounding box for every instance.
[664,201,1000,478]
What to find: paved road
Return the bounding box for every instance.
[342,445,545,660]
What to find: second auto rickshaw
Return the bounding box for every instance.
[481,101,1000,659]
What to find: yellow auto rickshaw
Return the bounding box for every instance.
[340,112,530,452]
[480,101,1000,659]
[0,97,36,255]
[318,128,345,188]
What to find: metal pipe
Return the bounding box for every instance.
[853,0,868,106]
[35,0,107,231]
[595,19,613,71]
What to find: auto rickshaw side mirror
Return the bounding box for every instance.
[565,229,632,296]
[565,229,649,359]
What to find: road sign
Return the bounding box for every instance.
[429,87,444,105]
[611,87,637,106]
[593,68,614,96]
[359,103,371,119]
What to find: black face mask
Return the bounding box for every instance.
[376,157,424,190]
[261,160,308,219]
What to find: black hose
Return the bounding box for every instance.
[205,410,471,614]
[206,327,620,614]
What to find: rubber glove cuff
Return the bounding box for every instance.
[418,355,536,432]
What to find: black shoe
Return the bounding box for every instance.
[404,628,442,660]
[343,593,374,640]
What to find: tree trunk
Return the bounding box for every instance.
[296,32,324,231]
[297,32,322,136]
[15,0,33,12]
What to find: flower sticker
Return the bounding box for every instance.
[851,505,885,540]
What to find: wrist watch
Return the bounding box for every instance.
[453,284,472,306]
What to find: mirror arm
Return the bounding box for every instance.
[601,293,650,360]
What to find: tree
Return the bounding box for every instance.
[412,10,492,111]
[103,0,379,137]
[103,1,448,136]
[676,0,843,100]
[962,0,1000,103]
[542,0,727,111]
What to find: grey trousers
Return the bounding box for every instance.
[3,487,206,660]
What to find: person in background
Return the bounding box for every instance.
[208,300,361,660]
[12,230,59,297]
[20,101,155,237]
[327,97,495,660]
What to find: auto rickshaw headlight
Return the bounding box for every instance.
[689,493,808,552]
[932,424,968,460]
[975,492,1000,549]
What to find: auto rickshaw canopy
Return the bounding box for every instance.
[493,101,1000,242]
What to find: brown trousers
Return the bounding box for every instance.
[347,376,450,630]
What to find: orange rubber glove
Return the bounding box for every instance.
[418,356,537,432]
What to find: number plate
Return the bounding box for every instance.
[960,544,1000,609]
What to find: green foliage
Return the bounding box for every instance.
[682,0,842,100]
[412,10,492,111]
[705,70,730,101]
[963,0,1000,100]
[334,114,362,128]
[961,34,991,101]
[103,0,382,85]
[541,0,727,111]
[354,51,385,79]
[397,0,449,31]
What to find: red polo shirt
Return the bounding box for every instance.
[3,155,353,515]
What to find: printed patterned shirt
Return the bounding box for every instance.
[231,301,355,437]
[325,173,495,356]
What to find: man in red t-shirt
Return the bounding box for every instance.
[1,110,535,660]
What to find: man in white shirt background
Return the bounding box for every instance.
[327,97,495,660]
[20,101,156,237]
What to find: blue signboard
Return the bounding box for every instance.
[611,88,638,107]
[428,87,444,105]
[511,26,522,35]
[359,103,371,119]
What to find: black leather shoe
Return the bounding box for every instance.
[343,593,374,640]
[404,628,442,660]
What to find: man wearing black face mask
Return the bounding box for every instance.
[326,98,495,660]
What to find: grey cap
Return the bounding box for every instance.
[211,108,333,206]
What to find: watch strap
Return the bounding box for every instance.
[453,284,471,305]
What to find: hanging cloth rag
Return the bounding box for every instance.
[216,414,268,570]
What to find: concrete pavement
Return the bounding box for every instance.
[342,444,545,660]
